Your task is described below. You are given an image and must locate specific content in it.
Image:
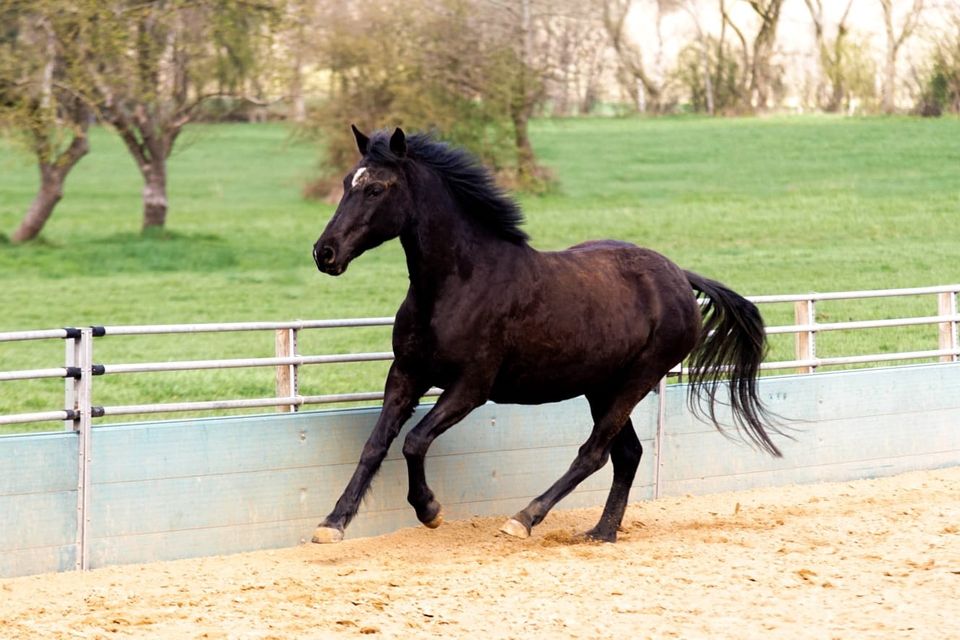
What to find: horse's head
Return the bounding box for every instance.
[313,125,413,276]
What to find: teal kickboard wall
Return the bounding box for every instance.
[2,362,958,578]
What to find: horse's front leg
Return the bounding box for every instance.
[312,362,426,543]
[402,382,487,528]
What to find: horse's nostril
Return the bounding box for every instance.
[321,246,336,265]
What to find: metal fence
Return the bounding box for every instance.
[1,284,958,431]
[1,283,959,574]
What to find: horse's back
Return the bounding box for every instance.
[486,240,701,403]
[547,239,700,341]
[565,238,637,253]
[554,239,696,310]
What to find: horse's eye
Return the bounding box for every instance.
[364,183,385,198]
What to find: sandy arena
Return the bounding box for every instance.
[2,467,958,639]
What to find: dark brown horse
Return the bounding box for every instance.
[311,126,782,544]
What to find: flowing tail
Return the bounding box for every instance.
[684,270,784,457]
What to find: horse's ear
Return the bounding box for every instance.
[389,127,406,157]
[351,124,369,155]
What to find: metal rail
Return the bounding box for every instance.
[0,367,75,382]
[98,388,445,418]
[102,352,395,375]
[0,409,74,426]
[0,328,74,342]
[747,284,959,304]
[1,285,958,428]
[764,314,960,335]
[98,317,395,336]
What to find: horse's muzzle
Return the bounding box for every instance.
[313,242,346,276]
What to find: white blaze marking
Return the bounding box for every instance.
[351,167,367,189]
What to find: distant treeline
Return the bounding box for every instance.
[1,1,958,242]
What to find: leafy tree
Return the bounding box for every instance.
[0,1,90,243]
[833,36,879,113]
[78,0,281,230]
[674,36,744,114]
[915,11,960,116]
[305,0,551,199]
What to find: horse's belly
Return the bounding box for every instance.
[487,355,624,405]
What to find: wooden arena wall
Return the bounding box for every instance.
[2,362,959,578]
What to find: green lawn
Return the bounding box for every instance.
[2,116,959,432]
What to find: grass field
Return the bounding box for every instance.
[1,116,959,433]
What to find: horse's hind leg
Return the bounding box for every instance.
[584,418,642,542]
[500,378,656,541]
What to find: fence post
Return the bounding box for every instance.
[64,331,79,431]
[794,299,816,374]
[275,327,299,412]
[74,328,93,571]
[938,291,958,363]
[653,376,667,500]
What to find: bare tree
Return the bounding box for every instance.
[717,0,786,111]
[542,3,608,116]
[746,0,785,110]
[804,0,855,112]
[719,0,751,107]
[506,0,540,182]
[283,0,319,123]
[879,0,925,114]
[681,0,716,114]
[601,0,665,112]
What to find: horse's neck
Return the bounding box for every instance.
[400,186,513,300]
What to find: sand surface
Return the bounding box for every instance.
[2,467,958,639]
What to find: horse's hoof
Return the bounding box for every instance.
[499,518,530,539]
[311,526,344,544]
[584,529,617,543]
[424,510,444,529]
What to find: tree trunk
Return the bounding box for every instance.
[602,0,662,114]
[141,163,169,230]
[290,67,307,123]
[512,107,536,185]
[697,30,715,115]
[747,0,784,112]
[825,31,847,112]
[879,0,925,115]
[751,29,776,110]
[510,0,540,186]
[12,167,65,243]
[11,133,90,243]
[882,49,898,114]
[288,24,307,123]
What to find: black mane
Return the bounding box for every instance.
[365,130,529,244]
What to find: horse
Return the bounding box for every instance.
[310,125,783,544]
